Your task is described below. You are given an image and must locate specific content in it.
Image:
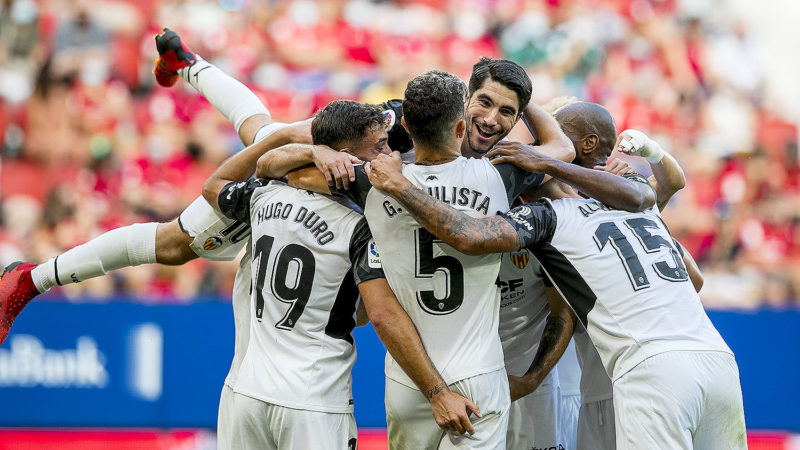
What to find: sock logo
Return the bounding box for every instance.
[193,65,210,81]
[70,273,80,283]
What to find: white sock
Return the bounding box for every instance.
[31,223,158,293]
[178,57,270,133]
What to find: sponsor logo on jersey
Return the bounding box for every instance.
[203,236,222,251]
[368,240,382,268]
[509,251,529,269]
[499,277,525,304]
[426,175,438,182]
[506,207,533,231]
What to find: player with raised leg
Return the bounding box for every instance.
[0,28,307,449]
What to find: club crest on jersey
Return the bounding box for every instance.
[509,251,529,269]
[203,236,222,251]
[368,240,382,268]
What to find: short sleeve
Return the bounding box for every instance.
[217,178,269,224]
[493,162,545,204]
[349,217,385,284]
[331,164,373,210]
[499,200,558,250]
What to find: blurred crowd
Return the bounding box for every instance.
[0,0,797,308]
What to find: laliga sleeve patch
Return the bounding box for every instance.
[383,108,396,131]
[368,239,382,268]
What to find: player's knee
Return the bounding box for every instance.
[155,221,198,265]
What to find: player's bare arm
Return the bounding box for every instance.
[676,240,704,292]
[286,166,333,195]
[615,129,686,211]
[367,152,520,256]
[358,278,481,435]
[488,144,656,212]
[508,286,576,402]
[521,101,576,173]
[202,122,309,211]
[648,152,686,211]
[257,143,362,190]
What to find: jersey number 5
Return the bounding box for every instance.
[415,228,464,315]
[593,217,688,290]
[253,235,315,329]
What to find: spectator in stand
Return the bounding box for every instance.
[0,0,797,307]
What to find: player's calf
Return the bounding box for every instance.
[155,220,198,265]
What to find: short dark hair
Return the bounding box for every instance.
[311,100,385,149]
[468,57,532,114]
[402,70,467,149]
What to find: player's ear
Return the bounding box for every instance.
[582,134,599,154]
[400,116,409,133]
[456,119,466,138]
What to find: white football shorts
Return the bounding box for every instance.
[613,350,746,450]
[386,368,510,450]
[577,397,615,450]
[231,392,357,450]
[506,369,564,449]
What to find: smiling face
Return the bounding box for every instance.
[464,78,522,156]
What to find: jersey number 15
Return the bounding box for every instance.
[593,217,688,291]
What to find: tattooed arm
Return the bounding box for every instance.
[366,153,520,255]
[359,278,481,434]
[508,286,576,402]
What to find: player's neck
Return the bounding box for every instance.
[413,143,461,166]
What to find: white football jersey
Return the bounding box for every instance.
[497,252,550,381]
[336,157,542,387]
[223,241,252,389]
[218,179,383,413]
[573,325,612,403]
[503,196,732,381]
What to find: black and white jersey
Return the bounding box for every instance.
[335,157,544,387]
[497,252,550,379]
[501,191,732,381]
[218,179,384,413]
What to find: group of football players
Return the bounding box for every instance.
[0,28,746,449]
